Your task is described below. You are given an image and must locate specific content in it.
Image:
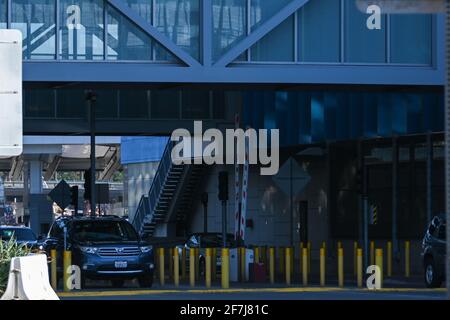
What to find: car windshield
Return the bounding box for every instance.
[0,228,37,242]
[72,220,139,242]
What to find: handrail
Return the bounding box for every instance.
[132,139,174,234]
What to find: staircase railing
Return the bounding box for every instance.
[132,139,174,234]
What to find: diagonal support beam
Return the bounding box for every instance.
[107,0,201,68]
[214,0,310,67]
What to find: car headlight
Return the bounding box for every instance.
[140,245,153,253]
[79,246,98,254]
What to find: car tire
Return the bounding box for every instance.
[138,274,153,288]
[111,279,125,288]
[424,257,442,288]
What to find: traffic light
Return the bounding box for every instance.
[84,169,91,200]
[70,186,78,206]
[218,171,229,201]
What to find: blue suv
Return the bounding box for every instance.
[43,215,154,288]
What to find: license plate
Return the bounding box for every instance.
[114,261,127,269]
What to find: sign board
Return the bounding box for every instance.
[48,180,72,210]
[0,30,23,158]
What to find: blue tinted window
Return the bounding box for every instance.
[213,0,247,60]
[24,89,55,118]
[344,0,386,63]
[390,14,432,65]
[119,89,149,118]
[56,89,86,118]
[251,16,294,62]
[182,90,211,119]
[155,0,200,61]
[11,0,56,59]
[251,0,291,30]
[95,89,119,119]
[298,0,340,62]
[107,5,153,60]
[151,90,180,119]
[126,0,152,23]
[0,0,6,29]
[59,0,104,60]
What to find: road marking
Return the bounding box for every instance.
[58,287,446,298]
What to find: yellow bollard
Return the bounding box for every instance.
[320,248,326,286]
[353,241,358,276]
[240,247,246,282]
[195,248,200,281]
[307,242,311,274]
[212,248,217,281]
[338,248,344,288]
[205,248,212,288]
[338,241,342,249]
[50,249,57,290]
[387,241,392,277]
[168,248,173,282]
[322,241,327,257]
[254,247,260,264]
[285,247,292,285]
[370,241,375,266]
[269,247,275,284]
[405,241,410,278]
[302,248,308,286]
[221,248,230,289]
[375,249,383,288]
[299,242,304,274]
[159,248,165,286]
[190,248,196,287]
[181,247,187,282]
[279,247,285,279]
[357,248,363,288]
[63,250,72,292]
[173,247,179,287]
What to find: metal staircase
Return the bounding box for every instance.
[132,140,204,238]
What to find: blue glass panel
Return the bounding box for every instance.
[126,0,152,23]
[250,16,294,62]
[390,14,432,65]
[59,0,104,60]
[213,0,247,61]
[24,89,55,118]
[311,93,325,141]
[155,0,200,61]
[182,90,210,119]
[298,0,340,62]
[56,89,86,118]
[0,0,6,29]
[344,0,386,63]
[151,90,180,119]
[95,89,119,119]
[119,89,149,118]
[107,5,153,60]
[11,0,56,59]
[250,0,291,30]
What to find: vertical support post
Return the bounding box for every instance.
[174,247,179,287]
[357,248,363,288]
[299,242,304,274]
[51,249,57,290]
[254,247,260,264]
[269,247,275,284]
[190,248,196,287]
[353,241,358,276]
[405,241,410,278]
[159,248,165,286]
[221,248,230,289]
[205,248,212,288]
[86,91,97,216]
[427,132,433,224]
[392,136,399,259]
[285,247,292,285]
[302,248,308,286]
[320,247,326,286]
[338,248,344,288]
[363,150,369,269]
[63,250,72,292]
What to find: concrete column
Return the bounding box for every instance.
[29,160,43,194]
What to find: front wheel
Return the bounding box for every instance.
[424,258,442,288]
[138,274,153,288]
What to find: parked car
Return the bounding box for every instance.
[422,214,446,288]
[0,225,40,250]
[176,233,236,274]
[42,215,154,288]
